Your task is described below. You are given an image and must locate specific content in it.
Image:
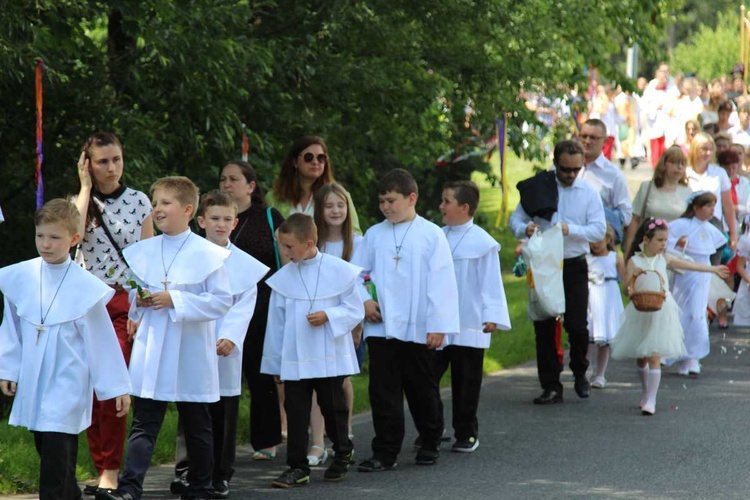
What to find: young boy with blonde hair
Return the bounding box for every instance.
[99,177,233,500]
[0,199,131,500]
[261,213,364,488]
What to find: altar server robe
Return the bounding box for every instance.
[442,219,511,349]
[124,230,232,402]
[261,251,364,381]
[353,216,460,343]
[216,242,269,396]
[0,257,131,434]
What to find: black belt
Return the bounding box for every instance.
[564,255,586,263]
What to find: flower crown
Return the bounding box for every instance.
[647,218,668,230]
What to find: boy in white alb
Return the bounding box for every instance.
[436,181,510,453]
[354,168,460,471]
[99,177,233,500]
[261,213,364,488]
[0,199,131,500]
[170,190,269,498]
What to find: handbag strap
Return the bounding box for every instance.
[266,207,281,270]
[91,197,130,269]
[640,181,653,220]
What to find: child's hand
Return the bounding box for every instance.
[676,236,688,250]
[307,311,328,327]
[713,265,730,279]
[426,333,444,350]
[0,380,16,397]
[150,291,174,310]
[136,290,152,308]
[483,322,497,333]
[216,339,235,356]
[115,394,131,418]
[126,319,140,341]
[352,323,364,348]
[364,300,382,323]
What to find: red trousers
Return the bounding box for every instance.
[650,136,666,169]
[86,289,132,474]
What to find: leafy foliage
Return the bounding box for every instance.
[672,9,740,80]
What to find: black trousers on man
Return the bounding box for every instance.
[33,431,82,500]
[367,337,443,463]
[119,397,213,499]
[533,255,589,392]
[284,376,352,473]
[434,345,485,440]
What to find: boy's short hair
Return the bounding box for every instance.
[150,176,200,216]
[278,213,318,244]
[444,180,480,216]
[378,168,418,196]
[197,189,238,218]
[35,198,80,235]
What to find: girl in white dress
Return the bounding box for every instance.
[586,224,625,389]
[612,218,728,415]
[731,218,750,326]
[667,192,728,376]
[303,183,363,466]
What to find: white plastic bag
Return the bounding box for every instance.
[521,225,565,320]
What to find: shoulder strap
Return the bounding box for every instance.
[91,198,130,269]
[266,207,281,270]
[640,181,652,220]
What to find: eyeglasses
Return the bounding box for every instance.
[557,165,582,174]
[302,152,327,164]
[580,134,603,141]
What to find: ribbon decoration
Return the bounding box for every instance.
[494,115,509,228]
[35,58,44,209]
[241,123,249,162]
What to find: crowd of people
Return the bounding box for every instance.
[0,133,510,500]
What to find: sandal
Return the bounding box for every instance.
[307,445,328,466]
[252,449,276,461]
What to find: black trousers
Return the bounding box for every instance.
[241,288,282,450]
[33,431,81,500]
[284,376,352,473]
[175,396,239,482]
[434,345,485,441]
[119,398,213,499]
[534,255,589,391]
[367,337,443,462]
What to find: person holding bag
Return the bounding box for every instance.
[510,140,606,405]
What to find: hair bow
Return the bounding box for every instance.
[647,218,668,230]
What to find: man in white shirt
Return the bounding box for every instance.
[579,119,633,244]
[510,140,606,405]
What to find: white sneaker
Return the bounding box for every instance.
[306,445,328,466]
[676,360,690,376]
[687,359,701,375]
[591,376,607,389]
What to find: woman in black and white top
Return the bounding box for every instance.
[74,132,153,494]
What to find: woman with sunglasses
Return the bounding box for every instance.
[268,136,361,234]
[73,132,154,496]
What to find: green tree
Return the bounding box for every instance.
[672,10,740,80]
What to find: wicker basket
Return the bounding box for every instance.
[630,270,666,312]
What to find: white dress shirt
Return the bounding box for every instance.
[581,153,633,226]
[510,177,606,259]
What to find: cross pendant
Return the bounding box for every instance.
[393,254,401,269]
[161,278,171,290]
[36,325,43,345]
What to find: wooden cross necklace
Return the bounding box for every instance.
[161,232,191,290]
[392,218,416,269]
[37,260,73,344]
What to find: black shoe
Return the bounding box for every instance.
[357,457,397,472]
[451,437,479,453]
[533,389,563,405]
[170,472,189,496]
[271,468,309,488]
[212,479,229,498]
[84,485,99,496]
[94,491,134,500]
[415,448,439,466]
[574,378,591,398]
[324,451,354,482]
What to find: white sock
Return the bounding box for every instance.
[595,346,610,379]
[587,343,596,379]
[637,365,649,408]
[644,369,662,412]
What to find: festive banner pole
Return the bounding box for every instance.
[35,58,44,209]
[241,123,249,162]
[494,115,508,228]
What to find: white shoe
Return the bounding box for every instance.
[687,359,701,375]
[641,404,655,416]
[306,445,328,466]
[591,376,607,389]
[676,360,690,376]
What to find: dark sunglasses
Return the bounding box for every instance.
[557,165,582,174]
[302,152,327,164]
